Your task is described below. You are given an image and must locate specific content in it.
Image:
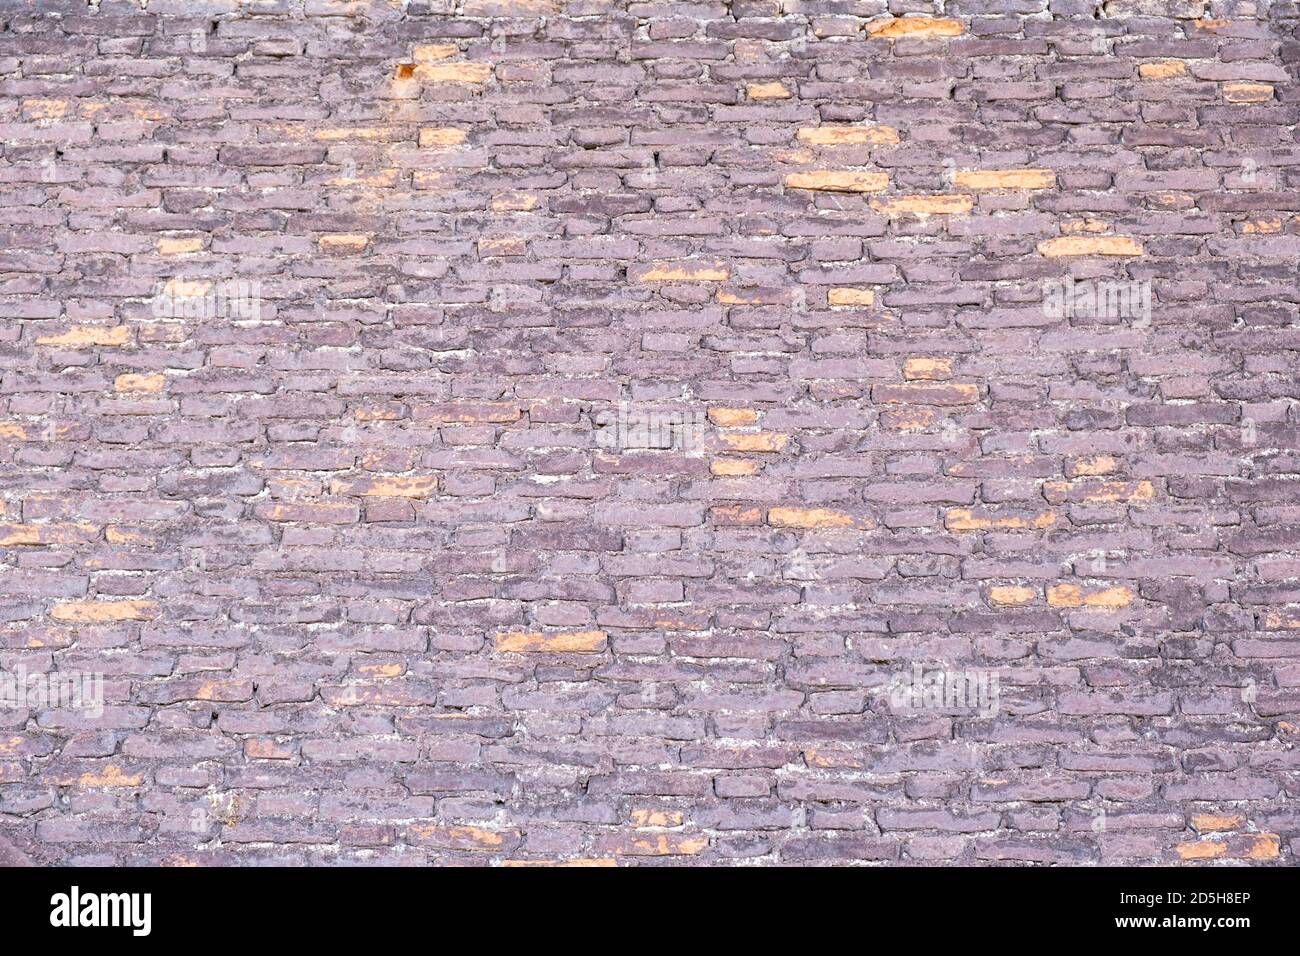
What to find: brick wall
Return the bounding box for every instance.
[1,0,1298,865]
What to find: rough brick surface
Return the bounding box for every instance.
[1,0,1299,867]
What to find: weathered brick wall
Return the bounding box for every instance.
[1,0,1298,866]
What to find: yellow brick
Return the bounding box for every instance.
[1242,217,1282,235]
[784,170,889,193]
[621,834,708,856]
[106,527,151,546]
[1071,454,1117,476]
[478,237,526,257]
[330,476,438,498]
[866,16,964,39]
[1175,841,1225,860]
[0,523,97,547]
[988,586,1036,607]
[408,824,511,851]
[884,408,934,431]
[1043,479,1154,503]
[945,509,1056,531]
[871,194,973,217]
[78,765,142,788]
[318,233,370,252]
[494,630,608,653]
[711,459,758,476]
[768,507,855,529]
[952,168,1055,191]
[1139,60,1186,79]
[796,125,900,146]
[1060,218,1110,235]
[113,373,164,393]
[416,62,493,84]
[1191,814,1243,833]
[413,44,459,62]
[718,432,788,453]
[24,98,68,119]
[713,505,763,526]
[827,288,874,307]
[419,127,468,147]
[747,81,791,100]
[1244,834,1280,860]
[156,237,202,255]
[903,357,952,381]
[636,261,730,282]
[875,382,979,404]
[631,809,683,828]
[357,662,405,678]
[36,326,131,347]
[1262,610,1300,630]
[708,408,758,427]
[50,599,158,623]
[491,191,540,212]
[1037,236,1144,257]
[1047,584,1134,609]
[1223,82,1272,104]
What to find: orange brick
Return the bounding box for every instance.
[827,288,874,307]
[1191,814,1243,833]
[412,44,458,62]
[718,432,789,453]
[710,459,758,477]
[635,261,730,282]
[419,127,467,147]
[952,168,1055,191]
[796,125,900,146]
[0,523,98,547]
[114,373,164,393]
[50,599,158,623]
[1038,236,1144,257]
[78,765,142,788]
[946,508,1056,531]
[156,236,202,255]
[747,81,791,100]
[873,383,979,405]
[1175,841,1225,860]
[711,505,764,526]
[416,62,493,84]
[708,408,758,427]
[768,507,856,529]
[631,809,684,828]
[36,325,131,347]
[1046,584,1134,609]
[871,194,973,217]
[491,192,540,212]
[329,476,438,498]
[318,233,370,252]
[784,170,889,193]
[903,357,952,381]
[988,586,1036,607]
[1070,454,1117,476]
[1139,60,1186,79]
[1042,479,1154,504]
[494,630,608,653]
[866,16,964,39]
[1223,82,1272,104]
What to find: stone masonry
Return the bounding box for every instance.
[0,0,1298,866]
